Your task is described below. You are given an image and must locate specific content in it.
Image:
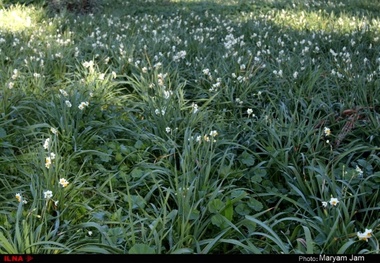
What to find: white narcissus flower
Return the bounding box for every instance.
[78,101,89,110]
[355,165,363,176]
[209,130,218,137]
[44,190,53,199]
[324,127,331,136]
[15,193,22,203]
[43,138,50,149]
[59,89,68,97]
[15,193,27,204]
[45,156,52,168]
[59,178,69,188]
[329,197,339,206]
[357,229,373,242]
[50,127,58,135]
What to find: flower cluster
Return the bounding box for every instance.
[65,100,72,108]
[44,190,53,199]
[202,130,218,143]
[323,127,332,145]
[82,60,95,73]
[322,197,339,208]
[78,101,89,110]
[59,178,69,188]
[355,165,364,176]
[59,88,90,111]
[191,103,199,114]
[43,138,50,150]
[43,190,59,208]
[45,152,56,169]
[155,107,166,116]
[323,127,331,136]
[43,127,59,169]
[357,229,373,242]
[15,193,28,204]
[247,108,255,118]
[188,130,219,144]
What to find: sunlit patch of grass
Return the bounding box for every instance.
[0,4,45,33]
[254,8,378,35]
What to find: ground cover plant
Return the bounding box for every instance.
[1,0,380,254]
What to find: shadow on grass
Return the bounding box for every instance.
[5,0,379,18]
[116,0,380,19]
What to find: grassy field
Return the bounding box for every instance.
[1,0,380,254]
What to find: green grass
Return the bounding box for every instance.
[1,0,380,254]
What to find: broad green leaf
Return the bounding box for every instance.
[230,189,247,199]
[247,198,263,212]
[134,140,144,149]
[129,244,155,254]
[211,214,228,229]
[302,226,314,254]
[130,168,144,179]
[242,220,257,234]
[128,195,146,209]
[250,174,263,183]
[92,212,107,221]
[208,199,224,213]
[235,203,251,216]
[223,200,234,221]
[239,151,255,166]
[189,209,200,220]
